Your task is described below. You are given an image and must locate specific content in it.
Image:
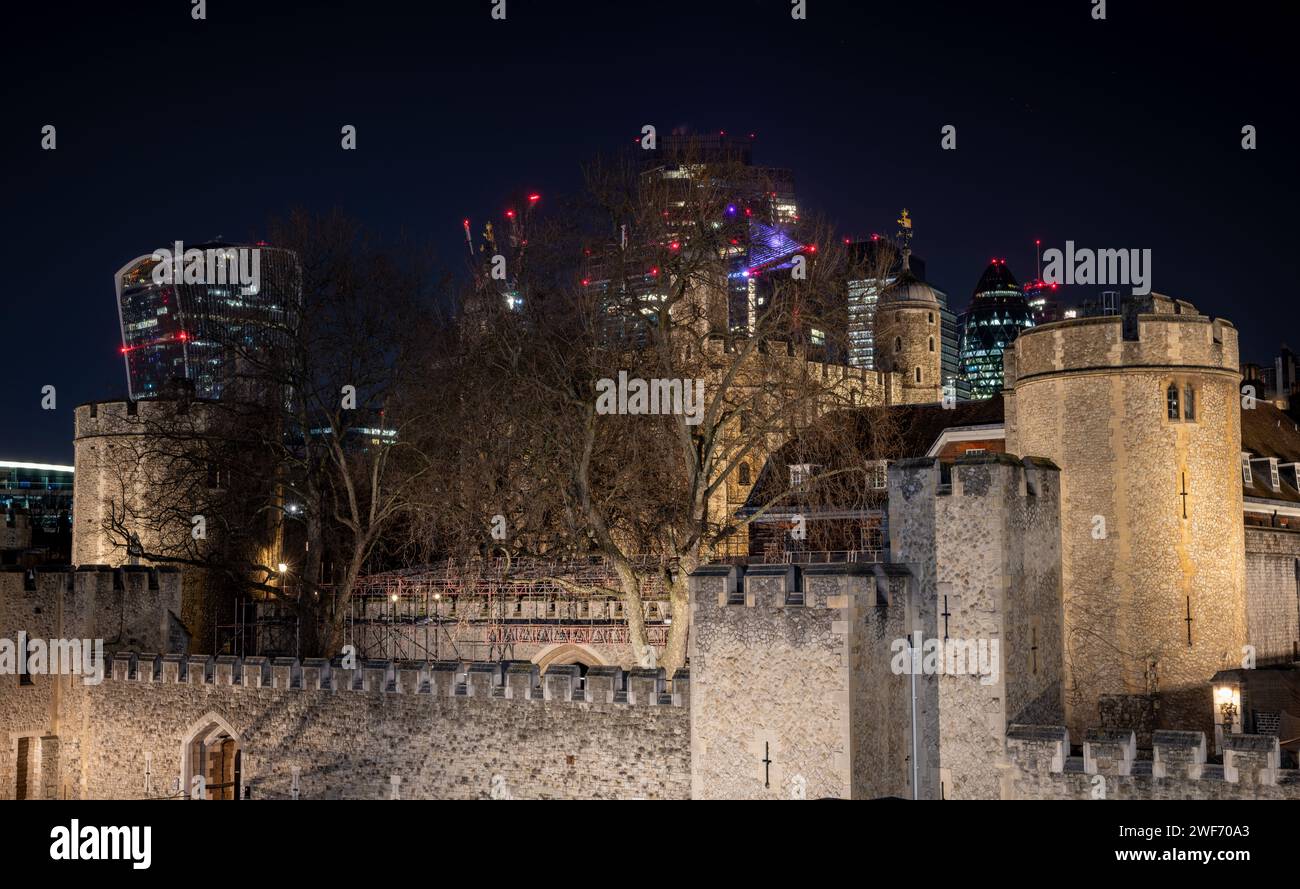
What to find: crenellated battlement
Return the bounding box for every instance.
[1005,724,1300,799]
[1004,294,1239,387]
[890,453,1061,501]
[101,652,689,708]
[73,397,217,437]
[0,564,185,654]
[688,561,891,609]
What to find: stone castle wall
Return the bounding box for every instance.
[1004,300,1247,736]
[1003,724,1300,800]
[889,454,1064,799]
[70,655,689,800]
[0,566,688,800]
[1,562,1289,801]
[1243,526,1300,665]
[688,563,911,800]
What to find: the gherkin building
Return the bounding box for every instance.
[957,259,1036,400]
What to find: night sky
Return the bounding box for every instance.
[2,0,1294,462]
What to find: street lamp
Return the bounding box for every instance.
[432,593,441,659]
[1215,683,1240,738]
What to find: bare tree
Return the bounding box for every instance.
[411,144,901,672]
[98,211,442,656]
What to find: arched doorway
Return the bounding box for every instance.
[182,713,242,800]
[534,643,605,675]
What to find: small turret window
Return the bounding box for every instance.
[928,336,935,352]
[1166,384,1180,420]
[915,367,922,383]
[738,462,751,486]
[894,336,902,353]
[928,312,934,323]
[1183,385,1196,421]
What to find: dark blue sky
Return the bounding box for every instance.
[2,0,1294,462]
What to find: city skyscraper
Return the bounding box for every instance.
[957,258,1035,400]
[651,131,798,337]
[579,131,806,347]
[846,237,965,399]
[115,243,302,401]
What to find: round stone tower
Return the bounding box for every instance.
[1004,294,1246,738]
[876,253,943,405]
[74,396,218,649]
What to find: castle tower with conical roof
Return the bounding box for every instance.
[875,211,943,405]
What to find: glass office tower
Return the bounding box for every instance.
[115,243,302,401]
[957,259,1035,400]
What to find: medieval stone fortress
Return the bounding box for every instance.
[4,280,1298,800]
[0,4,1291,813]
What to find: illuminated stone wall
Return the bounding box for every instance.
[1005,297,1247,737]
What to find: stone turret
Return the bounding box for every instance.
[1004,294,1246,738]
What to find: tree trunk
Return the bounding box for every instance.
[661,576,691,675]
[614,562,651,666]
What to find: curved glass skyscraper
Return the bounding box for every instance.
[115,243,302,401]
[957,259,1035,400]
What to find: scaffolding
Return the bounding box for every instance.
[220,548,882,660]
[343,556,675,661]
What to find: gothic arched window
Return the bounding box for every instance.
[1166,383,1180,420]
